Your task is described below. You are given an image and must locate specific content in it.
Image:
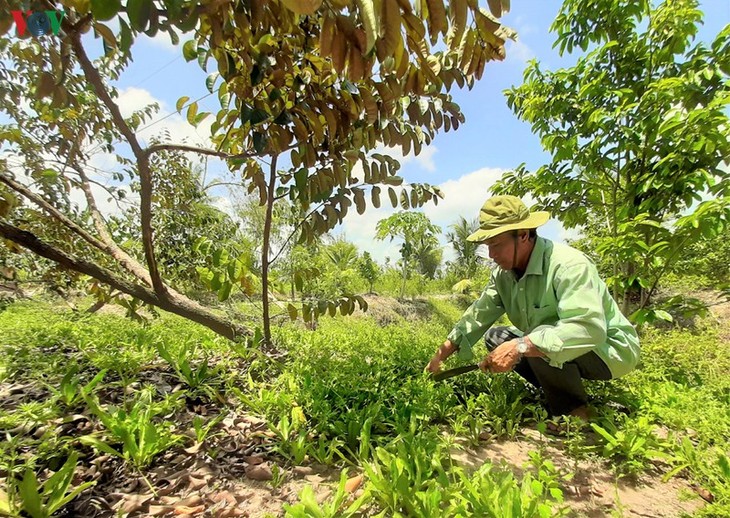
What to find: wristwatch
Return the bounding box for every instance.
[516,336,529,355]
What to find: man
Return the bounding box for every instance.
[426,195,640,422]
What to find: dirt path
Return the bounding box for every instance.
[452,427,704,517]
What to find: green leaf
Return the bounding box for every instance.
[186,102,198,125]
[218,281,232,301]
[20,470,43,518]
[355,0,378,54]
[127,0,153,31]
[654,309,673,322]
[176,96,189,112]
[287,303,298,320]
[250,108,269,125]
[182,40,197,61]
[79,435,123,458]
[205,72,219,93]
[119,18,133,51]
[253,131,268,154]
[91,0,121,21]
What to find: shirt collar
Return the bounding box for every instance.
[524,236,546,276]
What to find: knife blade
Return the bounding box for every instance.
[431,364,480,381]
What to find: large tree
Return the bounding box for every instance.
[0,0,515,343]
[494,0,730,318]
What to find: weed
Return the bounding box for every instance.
[590,414,671,476]
[0,452,95,518]
[80,388,183,469]
[283,470,370,517]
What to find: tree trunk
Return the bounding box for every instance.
[261,156,278,345]
[0,221,251,342]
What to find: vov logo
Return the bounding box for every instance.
[11,10,65,37]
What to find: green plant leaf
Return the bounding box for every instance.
[91,0,121,21]
[127,0,153,31]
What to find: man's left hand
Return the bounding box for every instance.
[479,340,521,373]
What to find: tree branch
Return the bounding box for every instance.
[0,220,250,341]
[71,163,155,287]
[145,143,256,161]
[68,29,167,299]
[0,171,109,254]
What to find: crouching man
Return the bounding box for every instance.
[427,195,640,424]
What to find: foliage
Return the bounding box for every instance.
[155,341,219,397]
[495,0,730,316]
[446,216,481,280]
[1,293,729,515]
[357,251,381,293]
[376,211,442,297]
[283,469,369,518]
[46,365,106,410]
[589,414,672,477]
[80,388,183,469]
[0,452,95,518]
[0,0,514,341]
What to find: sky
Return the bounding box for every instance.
[68,1,730,265]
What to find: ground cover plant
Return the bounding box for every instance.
[0,296,728,516]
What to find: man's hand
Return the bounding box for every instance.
[479,339,521,373]
[426,340,457,374]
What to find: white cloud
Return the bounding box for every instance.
[334,166,581,265]
[116,86,160,119]
[422,167,505,230]
[140,29,181,53]
[333,198,400,264]
[506,39,534,64]
[333,167,505,264]
[375,144,438,173]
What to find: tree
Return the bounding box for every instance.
[0,0,515,344]
[445,216,480,278]
[375,211,440,297]
[358,251,381,293]
[323,237,359,270]
[494,0,730,319]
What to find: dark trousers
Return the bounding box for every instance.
[485,326,612,416]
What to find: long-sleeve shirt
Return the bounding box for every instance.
[447,237,640,378]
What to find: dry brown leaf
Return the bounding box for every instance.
[210,490,238,505]
[345,474,363,493]
[149,505,173,516]
[188,476,207,491]
[184,442,203,454]
[245,464,273,481]
[174,505,205,515]
[243,455,265,465]
[116,493,155,514]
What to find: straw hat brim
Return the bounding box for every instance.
[466,211,550,242]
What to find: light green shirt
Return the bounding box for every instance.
[447,237,640,378]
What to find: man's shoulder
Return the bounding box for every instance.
[545,240,593,269]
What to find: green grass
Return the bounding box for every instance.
[0,298,728,516]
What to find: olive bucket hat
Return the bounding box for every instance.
[466,195,550,242]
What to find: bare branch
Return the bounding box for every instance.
[68,29,167,299]
[71,163,154,287]
[0,220,251,341]
[0,171,108,253]
[145,143,256,161]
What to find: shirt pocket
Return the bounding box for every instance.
[530,305,556,329]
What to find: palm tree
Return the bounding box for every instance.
[446,216,480,279]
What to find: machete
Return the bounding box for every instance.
[431,364,480,381]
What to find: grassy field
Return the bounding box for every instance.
[0,297,728,517]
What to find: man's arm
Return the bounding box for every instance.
[426,339,458,373]
[527,262,608,368]
[426,274,505,372]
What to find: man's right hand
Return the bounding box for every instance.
[425,340,457,374]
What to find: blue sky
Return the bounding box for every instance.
[92,0,729,265]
